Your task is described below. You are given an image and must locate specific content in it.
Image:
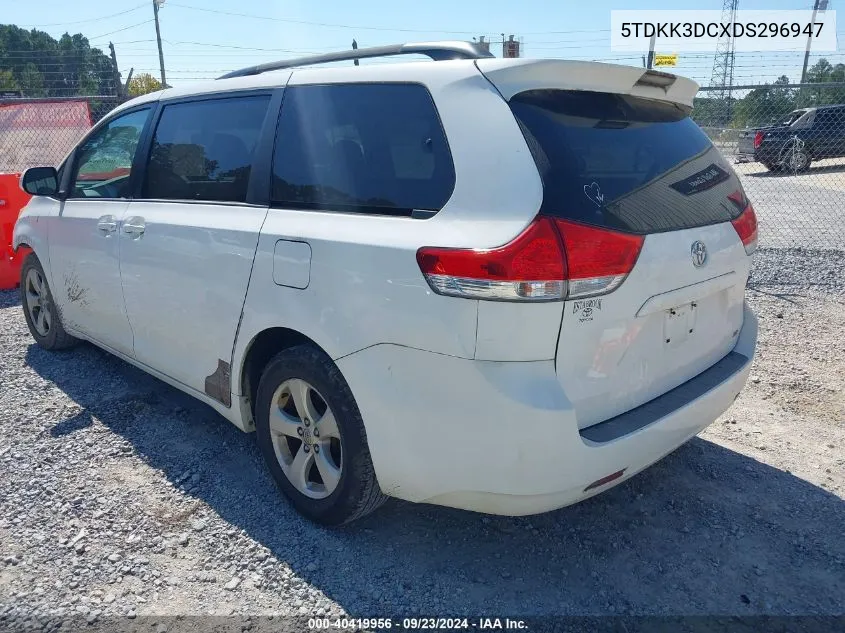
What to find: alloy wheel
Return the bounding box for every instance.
[24,268,52,337]
[268,378,343,499]
[788,150,808,172]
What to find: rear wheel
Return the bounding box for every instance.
[20,254,78,351]
[783,144,811,173]
[254,344,387,525]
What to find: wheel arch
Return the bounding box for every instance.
[12,213,54,291]
[12,212,43,253]
[236,326,333,422]
[778,137,815,160]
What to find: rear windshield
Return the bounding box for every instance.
[510,90,745,234]
[784,110,807,125]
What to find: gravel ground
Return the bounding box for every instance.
[735,160,845,250]
[1,252,843,628]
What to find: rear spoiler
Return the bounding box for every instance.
[475,59,699,109]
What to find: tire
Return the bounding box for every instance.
[19,253,79,351]
[782,144,812,173]
[254,344,387,525]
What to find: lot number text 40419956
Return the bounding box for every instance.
[308,617,529,630]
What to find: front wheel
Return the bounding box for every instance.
[20,254,78,351]
[254,344,387,525]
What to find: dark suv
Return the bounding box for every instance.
[737,104,845,172]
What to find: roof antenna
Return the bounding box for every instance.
[352,39,359,66]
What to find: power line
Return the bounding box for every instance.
[165,2,479,33]
[90,19,154,40]
[165,2,611,35]
[162,38,326,53]
[14,2,147,28]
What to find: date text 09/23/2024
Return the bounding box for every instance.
[308,617,529,630]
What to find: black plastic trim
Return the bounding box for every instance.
[128,199,266,208]
[579,351,750,444]
[127,102,162,200]
[246,87,285,206]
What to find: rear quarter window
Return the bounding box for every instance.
[511,90,745,234]
[271,83,455,217]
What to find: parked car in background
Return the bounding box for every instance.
[736,104,845,172]
[14,42,758,525]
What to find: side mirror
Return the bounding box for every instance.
[20,166,59,197]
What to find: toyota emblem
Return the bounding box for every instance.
[691,241,707,268]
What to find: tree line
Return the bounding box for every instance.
[692,58,845,129]
[0,24,119,97]
[0,24,162,99]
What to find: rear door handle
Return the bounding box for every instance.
[97,215,118,235]
[123,216,146,238]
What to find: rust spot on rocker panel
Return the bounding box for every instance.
[204,359,232,407]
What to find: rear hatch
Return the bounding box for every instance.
[483,64,757,430]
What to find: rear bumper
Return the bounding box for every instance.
[754,143,790,164]
[338,302,758,515]
[736,145,783,164]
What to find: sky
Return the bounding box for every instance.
[3,0,845,89]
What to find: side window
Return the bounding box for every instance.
[271,83,455,217]
[142,95,270,203]
[69,108,150,199]
[815,109,843,130]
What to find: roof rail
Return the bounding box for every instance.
[218,41,495,79]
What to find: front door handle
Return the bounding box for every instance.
[97,215,118,235]
[123,216,146,238]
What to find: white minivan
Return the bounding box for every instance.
[14,42,758,525]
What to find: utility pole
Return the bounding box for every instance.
[646,33,656,69]
[801,0,828,83]
[124,68,135,95]
[152,0,167,87]
[108,42,123,99]
[352,39,359,66]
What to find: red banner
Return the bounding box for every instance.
[0,100,92,129]
[0,100,93,173]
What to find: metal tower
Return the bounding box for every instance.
[709,0,739,100]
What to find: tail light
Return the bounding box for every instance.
[731,203,758,255]
[753,131,764,149]
[416,217,566,301]
[554,220,644,298]
[416,217,644,302]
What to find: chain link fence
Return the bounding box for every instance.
[0,96,121,174]
[693,82,845,250]
[2,83,845,251]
